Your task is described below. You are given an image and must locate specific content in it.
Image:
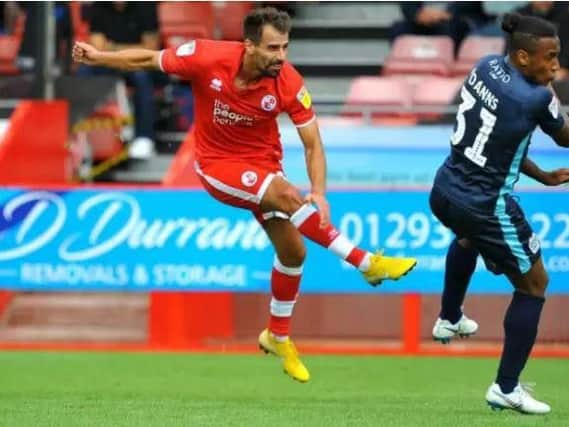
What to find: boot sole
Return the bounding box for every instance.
[486,400,549,415]
[259,344,309,383]
[369,260,418,287]
[433,331,477,344]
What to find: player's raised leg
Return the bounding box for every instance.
[257,218,310,382]
[486,257,550,414]
[432,238,479,343]
[260,176,417,286]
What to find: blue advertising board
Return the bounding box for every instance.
[0,187,567,293]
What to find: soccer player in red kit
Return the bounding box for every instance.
[73,7,417,382]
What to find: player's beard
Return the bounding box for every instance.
[261,61,283,78]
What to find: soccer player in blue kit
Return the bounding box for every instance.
[429,13,569,414]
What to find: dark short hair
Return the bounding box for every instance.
[502,12,558,54]
[243,7,291,44]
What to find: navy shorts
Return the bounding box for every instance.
[429,187,541,276]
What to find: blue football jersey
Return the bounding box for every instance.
[434,54,564,211]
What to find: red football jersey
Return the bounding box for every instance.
[159,39,316,164]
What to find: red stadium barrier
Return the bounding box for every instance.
[150,130,235,348]
[149,292,234,348]
[0,101,67,329]
[402,293,421,353]
[161,129,201,187]
[0,291,13,317]
[0,101,70,184]
[1,287,569,358]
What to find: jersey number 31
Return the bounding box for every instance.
[450,86,497,167]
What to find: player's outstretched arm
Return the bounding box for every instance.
[72,41,161,71]
[297,120,330,227]
[521,157,569,186]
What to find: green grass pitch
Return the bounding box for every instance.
[0,351,567,426]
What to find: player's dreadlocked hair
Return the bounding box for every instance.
[502,12,557,54]
[243,7,291,44]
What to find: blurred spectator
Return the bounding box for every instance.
[81,1,159,159]
[0,2,5,33]
[14,2,38,71]
[516,1,569,80]
[482,1,527,17]
[0,1,19,34]
[391,2,496,54]
[54,2,72,68]
[16,2,71,73]
[260,2,296,18]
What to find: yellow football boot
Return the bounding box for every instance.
[258,329,310,383]
[363,252,417,286]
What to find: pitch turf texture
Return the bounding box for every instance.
[0,352,567,427]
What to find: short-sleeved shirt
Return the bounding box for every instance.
[434,54,564,212]
[159,39,316,164]
[89,3,158,45]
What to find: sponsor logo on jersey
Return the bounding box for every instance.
[213,99,254,126]
[210,78,223,92]
[296,86,312,109]
[488,58,511,83]
[241,171,258,187]
[176,40,196,57]
[260,94,277,111]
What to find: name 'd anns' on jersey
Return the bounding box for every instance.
[466,67,500,111]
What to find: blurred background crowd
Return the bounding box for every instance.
[1,1,568,181]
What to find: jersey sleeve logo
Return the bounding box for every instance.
[176,40,196,57]
[548,96,559,119]
[261,94,277,111]
[296,86,312,109]
[529,233,541,254]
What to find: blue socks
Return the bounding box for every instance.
[440,239,478,324]
[441,240,545,394]
[496,291,545,394]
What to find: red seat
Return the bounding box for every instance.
[0,37,21,63]
[383,35,454,77]
[158,2,215,43]
[216,2,254,40]
[412,76,464,120]
[453,36,506,76]
[344,76,415,121]
[163,25,210,49]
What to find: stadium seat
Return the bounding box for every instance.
[0,37,20,75]
[383,35,454,77]
[216,2,254,40]
[412,76,464,121]
[158,1,216,45]
[398,74,429,92]
[453,36,506,76]
[163,25,210,50]
[344,76,416,123]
